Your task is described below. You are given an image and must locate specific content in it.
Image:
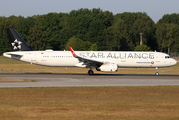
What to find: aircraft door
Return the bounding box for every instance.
[155,54,160,63]
[31,53,36,63]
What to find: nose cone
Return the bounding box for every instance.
[171,58,177,66]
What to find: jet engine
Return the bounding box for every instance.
[96,63,118,72]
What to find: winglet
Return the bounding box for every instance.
[69,46,76,56]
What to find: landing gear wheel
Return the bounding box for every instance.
[88,70,94,75]
[155,72,159,76]
[155,67,159,76]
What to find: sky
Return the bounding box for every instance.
[0,0,179,23]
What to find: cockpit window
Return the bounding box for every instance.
[165,56,171,59]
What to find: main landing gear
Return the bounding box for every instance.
[88,70,94,75]
[88,66,95,75]
[155,67,159,76]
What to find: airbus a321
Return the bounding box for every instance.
[3,28,177,75]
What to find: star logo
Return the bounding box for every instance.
[11,39,22,50]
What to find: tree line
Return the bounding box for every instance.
[0,8,179,55]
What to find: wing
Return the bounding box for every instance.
[69,46,103,67]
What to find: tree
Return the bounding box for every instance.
[156,13,179,53]
[3,10,179,55]
[103,26,121,51]
[0,17,10,54]
[157,13,179,25]
[0,16,23,54]
[130,16,156,50]
[171,36,179,52]
[27,25,48,50]
[16,16,36,43]
[165,24,179,54]
[115,12,156,50]
[65,36,91,51]
[134,45,151,51]
[155,23,167,52]
[156,23,179,53]
[90,44,98,51]
[103,17,134,51]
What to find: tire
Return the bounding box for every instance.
[155,72,159,76]
[88,70,94,75]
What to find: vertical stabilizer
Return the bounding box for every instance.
[6,28,33,51]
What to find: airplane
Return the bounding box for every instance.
[3,28,177,75]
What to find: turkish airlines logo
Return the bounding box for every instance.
[11,39,22,50]
[151,61,154,64]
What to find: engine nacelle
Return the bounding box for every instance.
[96,63,118,72]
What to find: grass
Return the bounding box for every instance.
[0,86,179,120]
[0,56,179,119]
[0,56,179,74]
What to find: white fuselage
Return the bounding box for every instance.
[3,50,177,68]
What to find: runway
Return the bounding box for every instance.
[0,73,179,87]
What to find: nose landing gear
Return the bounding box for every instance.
[155,67,159,75]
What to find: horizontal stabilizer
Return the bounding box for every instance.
[3,52,23,57]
